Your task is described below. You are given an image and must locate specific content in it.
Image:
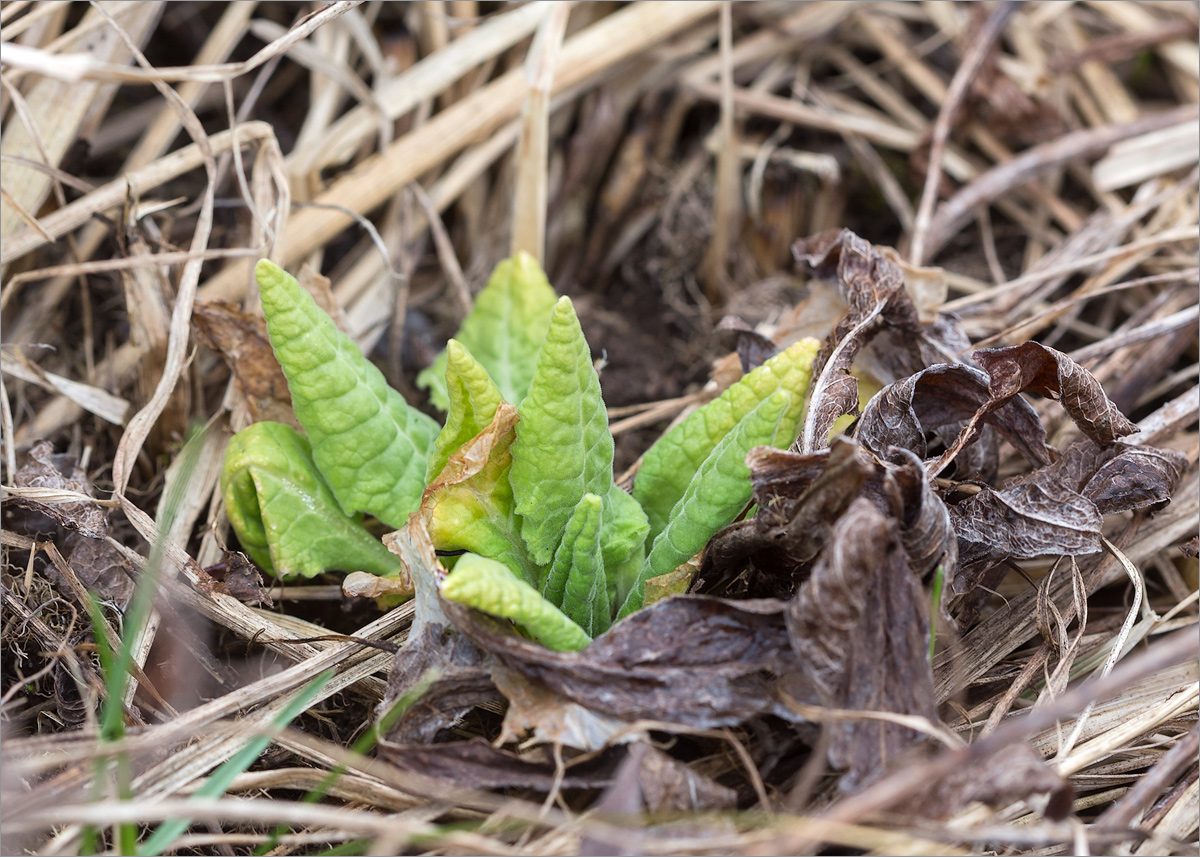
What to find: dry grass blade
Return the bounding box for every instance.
[510,2,569,264]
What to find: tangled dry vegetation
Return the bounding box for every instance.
[1,2,1198,855]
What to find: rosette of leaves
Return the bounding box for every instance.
[221,255,819,650]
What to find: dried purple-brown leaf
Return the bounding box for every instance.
[974,342,1137,446]
[443,595,801,728]
[793,229,920,451]
[786,498,936,790]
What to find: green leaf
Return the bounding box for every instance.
[511,296,614,565]
[441,553,591,652]
[619,390,791,619]
[541,493,609,638]
[600,481,649,569]
[221,421,402,579]
[634,338,820,543]
[425,340,503,484]
[424,403,541,586]
[418,252,558,410]
[255,259,439,528]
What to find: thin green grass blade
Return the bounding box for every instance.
[252,668,440,856]
[137,670,334,856]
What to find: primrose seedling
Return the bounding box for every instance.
[221,255,819,649]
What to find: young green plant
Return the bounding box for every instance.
[221,256,819,650]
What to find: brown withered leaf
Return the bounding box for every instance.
[380,738,621,791]
[1081,444,1188,516]
[699,439,954,597]
[443,596,802,728]
[378,621,498,746]
[205,551,274,607]
[695,439,871,596]
[951,480,1103,570]
[637,745,738,812]
[9,441,107,539]
[63,533,133,606]
[192,301,298,428]
[974,342,1138,446]
[882,447,958,585]
[856,363,1049,470]
[580,742,737,856]
[492,664,632,752]
[579,744,650,857]
[717,315,779,374]
[786,499,936,791]
[53,636,97,728]
[908,740,1073,821]
[793,229,919,452]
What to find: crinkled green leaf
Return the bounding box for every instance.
[634,338,820,543]
[256,259,439,528]
[608,544,645,617]
[424,402,541,587]
[441,553,591,652]
[619,390,791,619]
[418,252,558,410]
[541,493,609,638]
[425,340,503,484]
[511,296,614,565]
[600,481,650,568]
[221,421,402,580]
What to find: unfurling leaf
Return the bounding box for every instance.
[621,390,791,619]
[441,553,592,652]
[423,403,541,586]
[255,259,439,528]
[425,340,503,484]
[634,338,820,544]
[418,251,558,410]
[221,421,402,579]
[511,297,614,565]
[599,481,650,572]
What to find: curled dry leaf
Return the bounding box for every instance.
[884,447,957,584]
[192,302,298,428]
[908,740,1073,821]
[442,595,801,728]
[695,438,871,595]
[377,621,499,746]
[974,341,1138,446]
[951,480,1104,568]
[716,315,779,374]
[199,550,273,607]
[793,229,919,452]
[699,437,954,595]
[1080,444,1188,515]
[9,441,107,539]
[381,737,621,791]
[8,442,132,605]
[63,533,134,606]
[492,663,634,752]
[786,498,936,791]
[856,363,1049,470]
